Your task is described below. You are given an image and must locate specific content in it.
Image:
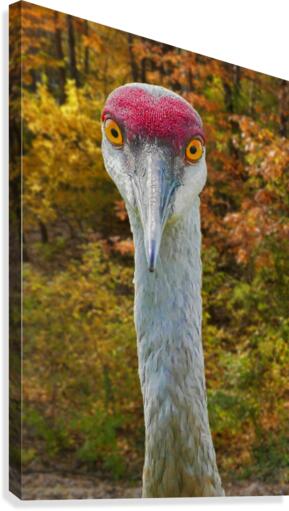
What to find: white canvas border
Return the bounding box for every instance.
[1,1,289,510]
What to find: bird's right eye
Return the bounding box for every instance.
[104,119,123,147]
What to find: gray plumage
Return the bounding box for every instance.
[101,83,224,498]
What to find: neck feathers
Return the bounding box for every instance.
[128,200,224,498]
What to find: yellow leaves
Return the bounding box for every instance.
[61,80,79,113]
[29,183,42,193]
[23,82,110,228]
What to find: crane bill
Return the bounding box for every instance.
[132,149,178,272]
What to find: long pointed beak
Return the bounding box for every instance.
[132,150,178,272]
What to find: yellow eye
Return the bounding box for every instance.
[185,138,203,163]
[104,119,123,146]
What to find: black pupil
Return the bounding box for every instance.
[111,128,119,138]
[190,145,197,154]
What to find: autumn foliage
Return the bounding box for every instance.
[10,2,289,488]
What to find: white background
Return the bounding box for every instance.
[1,0,289,510]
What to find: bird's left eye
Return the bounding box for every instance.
[104,119,123,147]
[185,138,203,163]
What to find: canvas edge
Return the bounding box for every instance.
[9,0,23,500]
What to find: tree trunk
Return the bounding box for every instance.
[54,12,66,103]
[222,64,242,160]
[279,79,289,137]
[39,220,49,243]
[186,67,193,92]
[66,15,80,87]
[140,57,147,82]
[128,33,138,81]
[249,78,256,118]
[84,20,90,76]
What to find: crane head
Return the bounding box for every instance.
[101,83,207,272]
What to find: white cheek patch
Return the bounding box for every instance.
[102,140,135,208]
[174,158,207,216]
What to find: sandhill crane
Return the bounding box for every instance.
[101,83,224,498]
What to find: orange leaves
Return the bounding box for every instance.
[114,201,128,222]
[224,204,267,264]
[224,193,288,266]
[254,189,273,205]
[260,144,289,182]
[215,108,289,266]
[186,92,219,114]
[102,236,134,257]
[82,32,102,53]
[111,238,134,256]
[233,115,289,182]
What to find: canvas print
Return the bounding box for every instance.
[9,0,289,500]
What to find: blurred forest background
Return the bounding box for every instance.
[10,1,289,498]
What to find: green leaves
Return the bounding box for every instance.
[23,242,140,478]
